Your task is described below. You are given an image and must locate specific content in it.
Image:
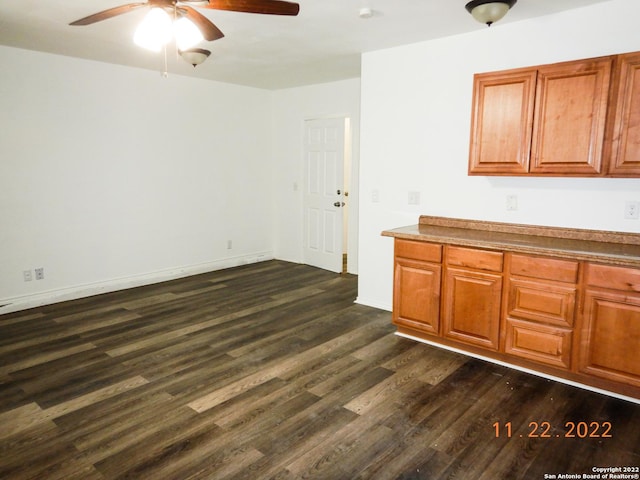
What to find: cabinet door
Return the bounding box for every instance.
[443,267,502,350]
[579,289,640,387]
[609,52,640,175]
[530,57,613,175]
[393,258,441,336]
[468,69,536,175]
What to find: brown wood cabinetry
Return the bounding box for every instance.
[468,70,536,174]
[469,51,640,177]
[392,240,442,336]
[443,247,503,350]
[530,58,611,175]
[384,216,640,401]
[608,52,640,175]
[579,263,640,387]
[503,254,578,369]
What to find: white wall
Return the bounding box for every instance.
[0,46,273,311]
[271,79,361,273]
[358,0,640,310]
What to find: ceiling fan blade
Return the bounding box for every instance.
[181,6,225,41]
[69,3,147,26]
[199,0,299,16]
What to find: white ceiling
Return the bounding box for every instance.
[0,0,612,90]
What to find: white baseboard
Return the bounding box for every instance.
[354,296,391,312]
[0,252,273,315]
[396,331,640,406]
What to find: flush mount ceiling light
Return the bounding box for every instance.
[465,0,517,26]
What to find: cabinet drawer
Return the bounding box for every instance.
[395,239,442,263]
[510,254,578,283]
[507,278,576,327]
[504,318,572,369]
[446,246,503,272]
[586,263,640,292]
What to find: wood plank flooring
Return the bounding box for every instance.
[1,260,639,479]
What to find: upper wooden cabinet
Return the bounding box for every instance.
[530,57,612,175]
[468,69,536,174]
[608,52,640,175]
[469,52,640,177]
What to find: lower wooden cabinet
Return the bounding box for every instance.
[393,258,441,335]
[443,246,503,350]
[503,254,578,369]
[389,236,640,400]
[392,240,442,336]
[579,264,640,387]
[443,266,502,350]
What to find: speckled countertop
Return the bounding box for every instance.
[382,216,640,268]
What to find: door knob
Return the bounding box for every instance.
[334,201,345,207]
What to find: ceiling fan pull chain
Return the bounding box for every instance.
[162,44,169,78]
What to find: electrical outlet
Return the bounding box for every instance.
[408,191,420,205]
[371,189,380,203]
[23,270,32,282]
[624,201,639,220]
[35,267,44,280]
[227,240,233,249]
[506,195,518,211]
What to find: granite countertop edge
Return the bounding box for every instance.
[382,222,640,268]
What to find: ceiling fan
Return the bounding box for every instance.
[69,0,301,43]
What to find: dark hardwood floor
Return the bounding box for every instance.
[1,260,638,479]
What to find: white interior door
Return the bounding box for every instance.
[303,118,346,273]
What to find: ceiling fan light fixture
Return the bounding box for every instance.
[134,7,172,51]
[179,48,211,67]
[465,0,516,26]
[174,17,204,50]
